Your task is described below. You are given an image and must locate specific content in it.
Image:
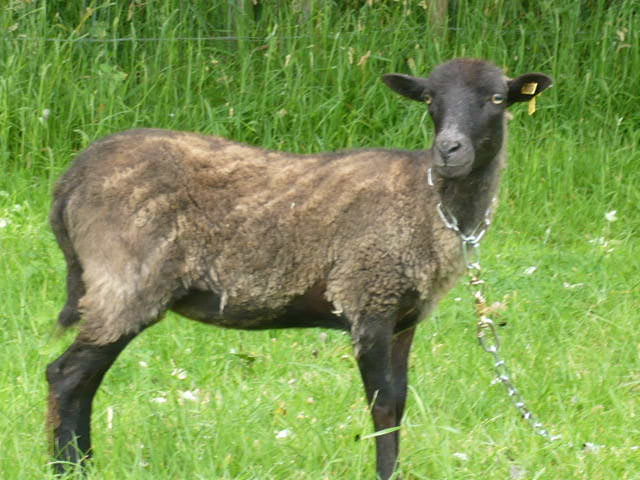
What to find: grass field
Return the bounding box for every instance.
[1,1,639,478]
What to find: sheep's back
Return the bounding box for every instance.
[56,129,464,333]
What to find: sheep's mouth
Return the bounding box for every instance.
[433,152,474,179]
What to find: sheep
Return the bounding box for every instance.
[46,58,552,479]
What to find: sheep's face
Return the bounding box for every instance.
[383,59,552,179]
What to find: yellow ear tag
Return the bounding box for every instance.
[521,82,539,116]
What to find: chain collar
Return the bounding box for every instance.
[429,168,495,249]
[436,201,492,248]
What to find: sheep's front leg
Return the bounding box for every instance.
[354,320,401,480]
[46,334,136,474]
[391,326,416,431]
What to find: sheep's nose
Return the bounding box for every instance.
[436,139,462,158]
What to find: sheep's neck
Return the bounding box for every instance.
[436,154,503,237]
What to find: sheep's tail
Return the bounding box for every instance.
[50,193,84,328]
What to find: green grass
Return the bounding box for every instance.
[1,1,639,478]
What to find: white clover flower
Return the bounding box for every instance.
[275,429,293,439]
[151,396,168,404]
[604,210,618,222]
[452,452,469,461]
[583,442,604,454]
[510,465,527,480]
[0,218,9,228]
[179,390,200,402]
[171,367,188,379]
[523,266,537,275]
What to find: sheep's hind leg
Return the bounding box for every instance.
[46,333,138,474]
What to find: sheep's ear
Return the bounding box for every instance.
[507,73,553,105]
[382,74,430,102]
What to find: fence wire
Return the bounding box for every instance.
[1,25,576,45]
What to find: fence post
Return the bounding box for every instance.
[429,0,449,35]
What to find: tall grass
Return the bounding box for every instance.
[1,1,638,478]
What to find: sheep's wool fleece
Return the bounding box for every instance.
[54,129,467,343]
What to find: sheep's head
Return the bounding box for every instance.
[383,59,552,179]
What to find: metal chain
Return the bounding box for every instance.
[435,191,561,441]
[432,171,635,449]
[462,241,561,441]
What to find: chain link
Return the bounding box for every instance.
[463,242,561,441]
[432,177,635,451]
[436,193,560,441]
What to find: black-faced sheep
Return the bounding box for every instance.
[46,58,552,479]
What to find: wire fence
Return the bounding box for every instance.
[7,35,268,43]
[1,25,580,44]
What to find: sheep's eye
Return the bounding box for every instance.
[424,94,432,105]
[491,93,506,105]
